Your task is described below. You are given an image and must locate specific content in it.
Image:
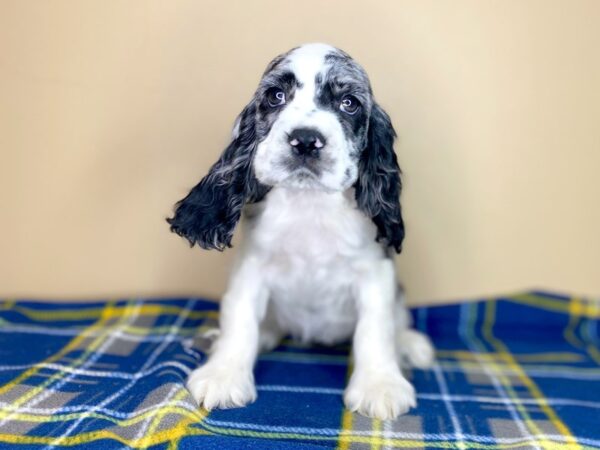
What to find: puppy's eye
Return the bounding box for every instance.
[340,95,360,115]
[266,88,286,107]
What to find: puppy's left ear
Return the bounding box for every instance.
[167,101,268,251]
[355,103,405,253]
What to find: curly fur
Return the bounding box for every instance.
[355,103,404,252]
[167,103,269,250]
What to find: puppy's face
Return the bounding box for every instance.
[251,44,373,191]
[168,43,404,253]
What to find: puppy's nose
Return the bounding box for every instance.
[288,128,326,157]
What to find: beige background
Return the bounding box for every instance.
[1,1,599,304]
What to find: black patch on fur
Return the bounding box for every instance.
[167,102,269,250]
[324,48,353,63]
[354,103,405,253]
[279,71,300,89]
[343,167,352,183]
[315,52,371,148]
[315,80,368,139]
[262,47,297,76]
[256,70,300,137]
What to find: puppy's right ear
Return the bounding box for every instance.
[167,101,268,251]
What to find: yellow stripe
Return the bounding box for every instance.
[466,303,554,449]
[121,324,194,336]
[199,421,589,449]
[138,388,191,449]
[0,302,143,424]
[0,420,210,448]
[437,360,600,376]
[587,345,600,365]
[0,300,15,312]
[371,419,383,450]
[0,403,202,426]
[337,359,354,450]
[564,298,584,348]
[482,301,582,450]
[509,294,599,318]
[570,297,600,367]
[0,422,587,449]
[139,412,208,448]
[0,301,122,397]
[167,436,180,450]
[4,303,216,322]
[437,350,584,363]
[120,322,216,337]
[0,433,587,450]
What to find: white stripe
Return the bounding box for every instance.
[257,385,343,395]
[2,326,598,378]
[0,303,144,429]
[262,352,600,379]
[2,358,597,382]
[459,303,540,450]
[440,363,600,380]
[257,385,600,409]
[417,393,600,410]
[45,300,195,449]
[2,387,598,417]
[133,382,181,445]
[382,417,393,450]
[0,360,193,380]
[202,418,600,447]
[431,362,466,448]
[0,324,191,343]
[0,398,198,420]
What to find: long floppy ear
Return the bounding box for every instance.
[167,101,268,250]
[354,103,405,253]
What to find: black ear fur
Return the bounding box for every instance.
[354,103,405,253]
[167,102,268,251]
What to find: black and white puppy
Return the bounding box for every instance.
[168,43,434,420]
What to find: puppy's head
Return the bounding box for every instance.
[168,43,404,252]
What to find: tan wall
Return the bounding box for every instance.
[1,0,599,304]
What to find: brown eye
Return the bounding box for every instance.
[266,88,286,107]
[340,95,360,115]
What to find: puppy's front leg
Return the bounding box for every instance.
[187,256,267,410]
[344,259,416,420]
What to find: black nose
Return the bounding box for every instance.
[288,128,326,157]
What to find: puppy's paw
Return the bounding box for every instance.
[186,362,256,410]
[344,370,416,420]
[398,329,435,369]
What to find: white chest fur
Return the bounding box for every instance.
[242,188,385,344]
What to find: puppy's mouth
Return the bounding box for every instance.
[280,165,325,190]
[284,158,322,178]
[292,168,318,180]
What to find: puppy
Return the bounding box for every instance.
[168,43,434,420]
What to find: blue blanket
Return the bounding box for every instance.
[0,291,598,449]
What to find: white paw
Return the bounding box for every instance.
[186,362,256,410]
[398,329,435,369]
[344,370,416,420]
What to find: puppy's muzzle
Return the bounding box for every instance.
[288,128,326,158]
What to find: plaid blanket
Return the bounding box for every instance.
[0,291,598,449]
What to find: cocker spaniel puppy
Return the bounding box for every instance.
[168,43,434,420]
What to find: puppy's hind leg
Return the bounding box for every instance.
[258,305,284,353]
[394,288,435,370]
